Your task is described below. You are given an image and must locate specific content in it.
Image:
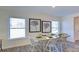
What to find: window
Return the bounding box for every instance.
[52,21,59,34]
[10,17,25,39]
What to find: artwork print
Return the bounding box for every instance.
[42,21,51,33]
[29,18,41,32]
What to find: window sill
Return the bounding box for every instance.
[9,37,26,40]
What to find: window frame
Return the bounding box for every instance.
[51,20,60,34]
[9,17,26,40]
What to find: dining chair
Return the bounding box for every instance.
[58,37,68,52]
[43,38,59,52]
[29,39,42,52]
[38,39,50,52]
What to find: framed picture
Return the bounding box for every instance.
[29,18,41,32]
[42,21,51,33]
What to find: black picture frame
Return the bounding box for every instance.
[29,18,41,32]
[42,21,51,33]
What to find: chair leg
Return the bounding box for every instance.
[49,45,59,52]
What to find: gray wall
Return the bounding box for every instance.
[0,9,62,49]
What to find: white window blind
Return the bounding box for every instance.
[10,17,25,39]
[52,21,59,34]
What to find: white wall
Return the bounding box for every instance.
[62,13,79,42]
[0,9,62,49]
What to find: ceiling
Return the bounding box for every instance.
[0,6,79,16]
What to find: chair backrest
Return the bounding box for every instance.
[29,39,36,45]
[45,38,58,49]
